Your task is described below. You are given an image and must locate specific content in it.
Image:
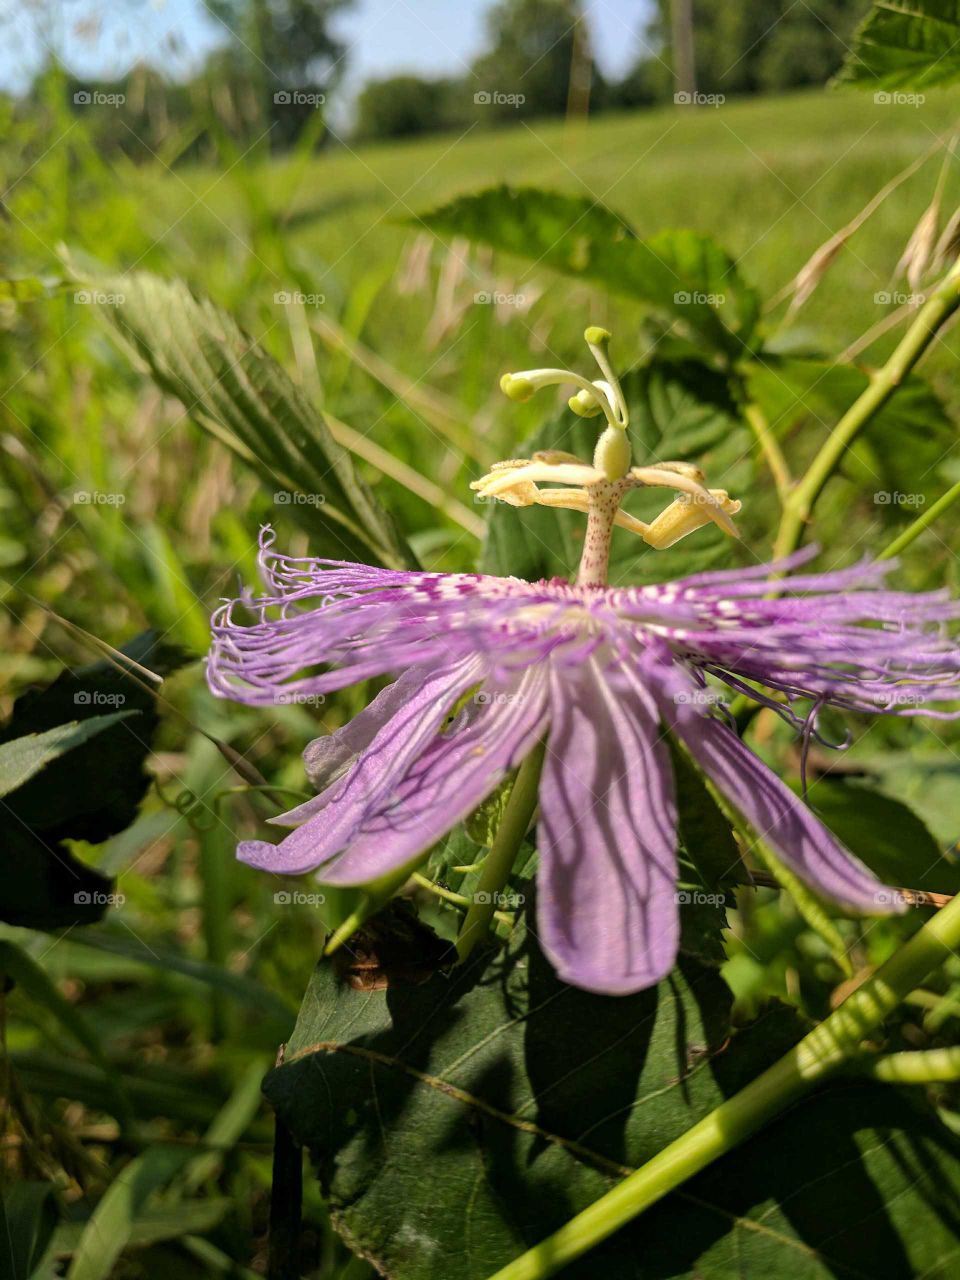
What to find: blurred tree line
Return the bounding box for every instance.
[3,0,870,159]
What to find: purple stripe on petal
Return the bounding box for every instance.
[317,667,549,885]
[536,658,679,996]
[238,658,482,873]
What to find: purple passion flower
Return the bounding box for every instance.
[207,330,960,994]
[208,530,960,995]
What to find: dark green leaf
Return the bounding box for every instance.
[0,713,135,800]
[0,632,183,929]
[669,736,744,891]
[265,907,734,1279]
[0,1181,59,1279]
[416,186,759,356]
[805,778,960,895]
[838,0,960,91]
[83,270,416,568]
[266,907,960,1278]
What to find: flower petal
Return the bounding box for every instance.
[536,658,679,996]
[238,658,482,872]
[317,667,549,884]
[654,657,900,914]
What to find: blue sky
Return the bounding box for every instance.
[2,1,650,99]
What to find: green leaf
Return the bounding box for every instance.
[668,736,743,891]
[805,778,960,895]
[265,907,960,1278]
[52,1198,231,1256]
[0,632,183,929]
[0,940,133,1127]
[265,907,734,1279]
[82,270,416,569]
[838,0,960,91]
[65,928,296,1024]
[0,713,135,800]
[416,185,759,357]
[481,362,751,584]
[64,1147,193,1280]
[0,1182,59,1279]
[744,356,952,501]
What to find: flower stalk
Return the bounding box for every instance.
[773,256,960,564]
[456,741,546,964]
[485,888,960,1280]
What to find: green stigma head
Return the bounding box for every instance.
[500,372,536,403]
[568,387,605,418]
[584,325,612,348]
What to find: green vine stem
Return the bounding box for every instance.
[485,890,960,1280]
[456,741,545,964]
[879,476,960,561]
[772,257,960,564]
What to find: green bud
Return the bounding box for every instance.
[584,325,612,347]
[500,372,536,402]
